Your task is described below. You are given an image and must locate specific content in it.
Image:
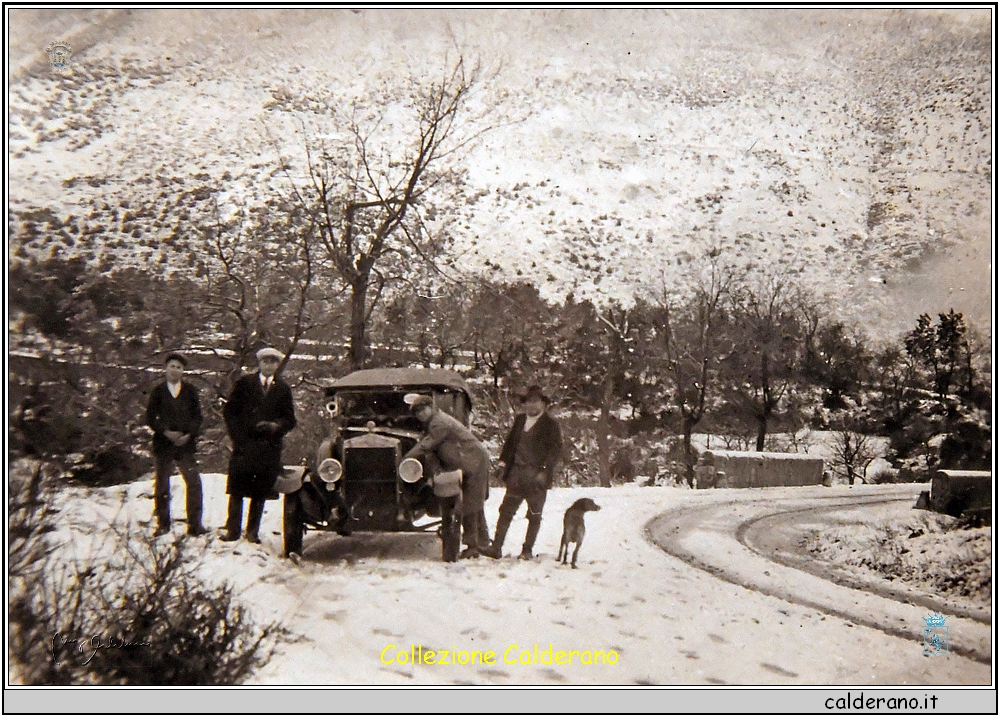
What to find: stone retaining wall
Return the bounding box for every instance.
[695,449,825,489]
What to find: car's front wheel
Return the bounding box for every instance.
[283,490,304,558]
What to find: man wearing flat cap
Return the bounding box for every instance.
[146,352,206,537]
[405,394,492,559]
[484,385,562,560]
[222,347,297,543]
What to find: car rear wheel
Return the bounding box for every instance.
[283,490,304,558]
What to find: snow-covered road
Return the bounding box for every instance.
[648,486,991,666]
[60,476,992,685]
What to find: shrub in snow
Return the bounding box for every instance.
[868,467,901,484]
[805,511,992,606]
[8,460,276,685]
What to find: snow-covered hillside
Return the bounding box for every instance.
[8,8,992,338]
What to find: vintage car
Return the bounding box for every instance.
[279,367,474,558]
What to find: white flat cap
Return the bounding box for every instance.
[256,347,284,361]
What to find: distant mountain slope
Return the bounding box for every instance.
[8,8,992,338]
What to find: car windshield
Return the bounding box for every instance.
[338,391,411,421]
[335,388,469,427]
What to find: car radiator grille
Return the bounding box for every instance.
[343,446,399,529]
[344,446,397,482]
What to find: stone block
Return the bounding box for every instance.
[929,470,992,517]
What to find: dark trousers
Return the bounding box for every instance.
[153,452,203,530]
[459,457,490,551]
[439,494,462,562]
[462,507,490,551]
[492,486,547,555]
[226,495,266,539]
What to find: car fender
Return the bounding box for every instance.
[275,465,306,494]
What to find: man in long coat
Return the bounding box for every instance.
[146,352,205,536]
[484,385,562,560]
[404,395,491,559]
[222,347,297,543]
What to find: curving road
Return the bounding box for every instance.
[646,484,992,665]
[59,475,992,684]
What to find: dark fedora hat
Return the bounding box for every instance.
[519,385,550,404]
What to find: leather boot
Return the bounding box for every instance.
[244,498,264,543]
[485,510,514,558]
[185,476,204,535]
[522,514,542,559]
[221,496,243,541]
[440,497,461,562]
[153,467,171,535]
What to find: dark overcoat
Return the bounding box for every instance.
[404,410,490,512]
[498,411,563,489]
[224,372,297,500]
[146,381,202,459]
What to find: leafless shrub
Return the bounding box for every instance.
[829,429,878,485]
[8,461,277,685]
[718,433,755,451]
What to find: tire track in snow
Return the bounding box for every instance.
[646,491,991,665]
[736,500,992,625]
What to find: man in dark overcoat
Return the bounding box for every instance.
[146,352,205,536]
[222,347,297,543]
[484,385,562,560]
[404,395,492,559]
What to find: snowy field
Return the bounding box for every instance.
[48,473,992,686]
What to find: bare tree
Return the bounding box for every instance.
[200,194,333,390]
[556,300,638,487]
[467,280,552,389]
[649,249,732,485]
[830,429,878,485]
[961,323,992,401]
[594,308,634,488]
[722,265,804,451]
[871,343,920,430]
[277,56,501,370]
[801,312,870,410]
[380,281,471,369]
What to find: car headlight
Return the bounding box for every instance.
[398,457,423,484]
[318,458,343,485]
[326,400,339,417]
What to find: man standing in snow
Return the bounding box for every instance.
[146,352,206,537]
[404,395,492,559]
[222,347,297,544]
[484,385,562,560]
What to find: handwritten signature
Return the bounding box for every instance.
[51,632,151,665]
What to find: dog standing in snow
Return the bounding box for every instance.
[557,498,601,568]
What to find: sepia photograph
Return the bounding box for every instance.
[6,5,994,711]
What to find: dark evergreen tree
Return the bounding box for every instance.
[904,309,968,399]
